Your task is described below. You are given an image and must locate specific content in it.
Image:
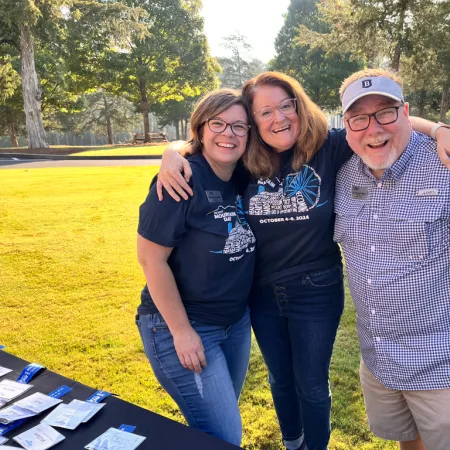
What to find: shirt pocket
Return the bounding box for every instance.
[388,203,446,261]
[334,201,366,244]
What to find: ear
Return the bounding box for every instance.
[403,102,411,127]
[403,102,410,118]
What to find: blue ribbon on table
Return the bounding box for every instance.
[86,390,111,404]
[0,385,72,436]
[16,363,45,384]
[119,424,136,433]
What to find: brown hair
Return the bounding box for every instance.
[340,68,403,98]
[188,88,255,156]
[241,71,328,178]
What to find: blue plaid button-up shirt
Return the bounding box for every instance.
[335,131,450,390]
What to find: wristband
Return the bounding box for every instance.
[431,122,450,140]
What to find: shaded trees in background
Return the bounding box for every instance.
[298,0,449,120]
[218,33,266,89]
[270,0,362,111]
[109,0,220,142]
[61,92,139,145]
[151,98,194,140]
[0,0,146,149]
[0,55,23,146]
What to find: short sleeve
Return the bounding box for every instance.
[328,128,354,171]
[138,181,192,248]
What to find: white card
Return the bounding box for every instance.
[84,427,146,450]
[0,446,19,449]
[13,423,65,450]
[41,403,88,430]
[0,435,8,444]
[15,393,62,414]
[0,405,37,424]
[0,380,33,403]
[68,399,105,422]
[0,368,12,378]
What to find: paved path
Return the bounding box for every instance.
[0,158,162,169]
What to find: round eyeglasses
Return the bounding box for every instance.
[346,106,403,131]
[206,119,251,137]
[253,98,297,123]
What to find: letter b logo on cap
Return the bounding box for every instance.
[362,80,372,88]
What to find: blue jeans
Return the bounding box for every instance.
[250,265,344,450]
[136,309,251,446]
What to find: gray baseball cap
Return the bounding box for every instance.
[341,76,404,114]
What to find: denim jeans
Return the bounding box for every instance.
[250,265,344,450]
[136,309,251,446]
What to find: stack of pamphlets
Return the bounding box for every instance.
[0,380,34,408]
[0,393,63,424]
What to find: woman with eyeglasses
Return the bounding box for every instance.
[155,71,448,450]
[136,89,256,446]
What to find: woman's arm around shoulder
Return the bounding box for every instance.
[157,141,194,202]
[410,117,450,170]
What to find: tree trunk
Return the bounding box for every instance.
[20,25,48,149]
[440,83,448,123]
[390,0,408,71]
[139,77,150,142]
[9,120,19,147]
[102,93,114,145]
[175,120,180,140]
[418,91,425,118]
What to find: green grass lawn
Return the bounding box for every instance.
[0,166,396,449]
[71,145,167,156]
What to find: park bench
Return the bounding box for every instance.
[132,133,168,144]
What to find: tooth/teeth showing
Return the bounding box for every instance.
[368,140,388,148]
[273,125,290,133]
[216,143,235,148]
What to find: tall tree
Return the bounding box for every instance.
[270,0,361,110]
[219,32,254,88]
[64,91,139,144]
[152,98,195,140]
[110,0,220,142]
[0,0,146,149]
[297,0,449,119]
[217,55,266,89]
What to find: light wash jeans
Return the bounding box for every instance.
[136,309,251,446]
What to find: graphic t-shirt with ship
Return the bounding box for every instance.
[138,154,256,326]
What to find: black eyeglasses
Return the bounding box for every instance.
[346,106,403,132]
[206,119,251,137]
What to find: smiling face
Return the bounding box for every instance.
[252,85,300,153]
[201,104,248,168]
[344,95,411,178]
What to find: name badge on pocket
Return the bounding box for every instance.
[352,186,369,200]
[206,190,223,202]
[416,188,439,197]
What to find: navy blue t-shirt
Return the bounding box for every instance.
[243,128,353,285]
[138,153,256,326]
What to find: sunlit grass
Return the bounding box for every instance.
[0,166,395,449]
[71,145,167,156]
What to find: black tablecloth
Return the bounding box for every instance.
[0,351,242,449]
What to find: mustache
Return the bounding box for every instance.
[363,133,392,146]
